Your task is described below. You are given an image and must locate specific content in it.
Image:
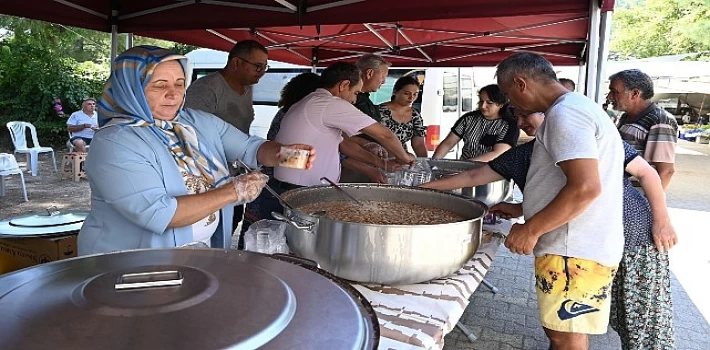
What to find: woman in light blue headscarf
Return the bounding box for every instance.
[78,46,315,255]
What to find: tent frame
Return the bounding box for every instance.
[41,0,614,99]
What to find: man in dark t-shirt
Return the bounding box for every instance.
[355,92,381,122]
[339,54,394,182]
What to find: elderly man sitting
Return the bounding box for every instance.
[66,97,99,153]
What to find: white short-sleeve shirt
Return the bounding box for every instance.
[67,111,98,139]
[524,92,625,267]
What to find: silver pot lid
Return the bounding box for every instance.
[0,208,88,238]
[0,249,377,350]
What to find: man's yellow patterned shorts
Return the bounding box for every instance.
[535,254,617,334]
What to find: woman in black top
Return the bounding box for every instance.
[432,84,519,161]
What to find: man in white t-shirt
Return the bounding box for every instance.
[494,53,625,350]
[66,97,98,153]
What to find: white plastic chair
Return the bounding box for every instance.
[0,153,28,202]
[6,121,58,176]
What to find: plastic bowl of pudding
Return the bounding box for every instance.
[279,147,309,169]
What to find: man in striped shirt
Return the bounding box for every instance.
[607,69,678,189]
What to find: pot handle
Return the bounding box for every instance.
[271,212,314,231]
[115,271,183,290]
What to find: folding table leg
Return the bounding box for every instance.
[456,322,478,342]
[481,279,500,294]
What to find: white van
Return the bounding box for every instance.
[185,48,577,158]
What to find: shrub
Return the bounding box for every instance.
[0,38,107,150]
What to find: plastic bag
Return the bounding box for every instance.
[243,219,290,254]
[393,158,432,186]
[177,241,210,249]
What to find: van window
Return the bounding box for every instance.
[461,74,474,112]
[192,69,215,83]
[443,72,458,112]
[253,69,312,105]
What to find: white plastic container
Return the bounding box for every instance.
[278,147,309,169]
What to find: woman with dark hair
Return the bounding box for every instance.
[241,64,412,239]
[266,72,321,141]
[376,75,428,157]
[432,84,519,161]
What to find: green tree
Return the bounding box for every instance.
[610,0,710,59]
[0,15,199,149]
[0,15,198,63]
[0,36,106,148]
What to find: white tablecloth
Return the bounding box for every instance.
[352,220,512,350]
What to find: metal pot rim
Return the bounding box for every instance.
[281,184,488,227]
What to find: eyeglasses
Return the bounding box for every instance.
[236,57,269,72]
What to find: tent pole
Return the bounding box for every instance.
[700,94,707,116]
[109,7,119,61]
[595,11,613,103]
[584,0,601,99]
[126,33,134,50]
[110,25,118,61]
[577,61,585,93]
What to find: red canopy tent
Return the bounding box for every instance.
[140,15,590,67]
[0,0,615,67]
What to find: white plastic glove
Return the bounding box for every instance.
[231,171,268,205]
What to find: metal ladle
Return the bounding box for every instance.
[319,177,364,206]
[233,159,297,212]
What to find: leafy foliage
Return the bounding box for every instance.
[610,0,710,60]
[0,35,106,149]
[0,15,198,150]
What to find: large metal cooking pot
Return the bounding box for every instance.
[427,158,514,206]
[0,248,378,350]
[274,184,488,285]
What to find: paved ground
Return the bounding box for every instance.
[445,139,710,350]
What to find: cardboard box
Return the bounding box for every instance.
[0,234,77,275]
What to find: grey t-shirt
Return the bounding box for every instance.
[185,72,255,133]
[524,92,625,267]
